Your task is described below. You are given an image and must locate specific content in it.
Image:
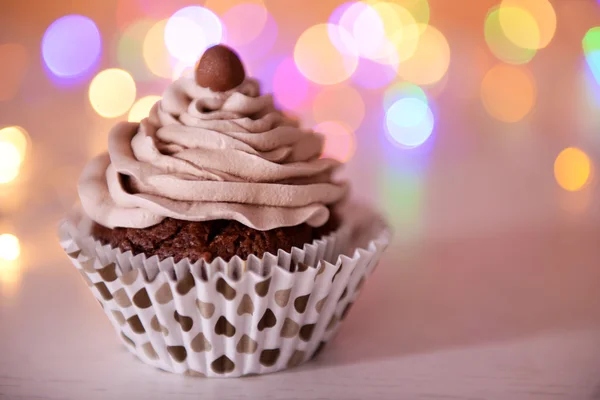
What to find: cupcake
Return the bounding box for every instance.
[60,45,389,377]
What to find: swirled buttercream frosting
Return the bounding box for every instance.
[78,52,347,230]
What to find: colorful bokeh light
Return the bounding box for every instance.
[295,23,359,85]
[0,126,29,162]
[272,58,309,110]
[383,82,428,109]
[89,69,137,118]
[385,96,435,149]
[117,19,156,81]
[584,27,600,84]
[377,166,424,241]
[0,44,28,102]
[485,7,537,64]
[397,25,450,86]
[143,20,173,78]
[581,56,600,108]
[373,2,420,63]
[351,57,398,89]
[314,121,356,163]
[368,0,430,29]
[313,85,365,130]
[0,234,20,261]
[554,147,592,192]
[128,95,161,122]
[249,55,284,93]
[498,6,540,50]
[329,2,355,29]
[165,6,222,65]
[223,5,278,62]
[349,2,387,60]
[42,15,102,79]
[333,2,367,44]
[330,1,420,65]
[481,64,536,123]
[0,236,21,299]
[583,27,600,56]
[585,52,600,85]
[500,0,556,49]
[0,142,22,184]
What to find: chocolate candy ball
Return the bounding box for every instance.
[195,45,246,92]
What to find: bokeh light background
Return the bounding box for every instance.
[0,0,599,295]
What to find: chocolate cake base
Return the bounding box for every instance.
[91,216,339,263]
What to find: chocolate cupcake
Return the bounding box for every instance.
[60,45,389,377]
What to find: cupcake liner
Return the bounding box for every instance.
[58,204,390,377]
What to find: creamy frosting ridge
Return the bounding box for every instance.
[78,78,348,230]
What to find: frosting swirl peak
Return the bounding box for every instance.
[78,76,347,230]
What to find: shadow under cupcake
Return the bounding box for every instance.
[59,44,390,378]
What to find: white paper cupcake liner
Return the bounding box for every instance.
[58,204,390,378]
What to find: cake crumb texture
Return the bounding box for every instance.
[92,216,339,263]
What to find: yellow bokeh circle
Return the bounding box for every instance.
[480,64,536,123]
[294,23,359,85]
[366,0,430,31]
[89,69,137,118]
[485,6,537,64]
[372,2,420,63]
[554,147,592,192]
[143,20,173,79]
[0,166,20,184]
[498,6,540,50]
[500,0,556,49]
[0,142,21,184]
[397,24,450,86]
[0,234,20,261]
[0,126,29,161]
[128,95,161,122]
